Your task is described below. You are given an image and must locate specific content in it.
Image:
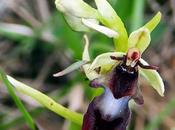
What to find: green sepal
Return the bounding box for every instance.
[95,0,128,52]
[128,27,151,53]
[139,59,165,96]
[144,12,162,32]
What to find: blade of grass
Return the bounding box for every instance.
[145,97,175,130]
[0,108,43,130]
[0,22,55,44]
[0,69,37,130]
[130,0,145,32]
[115,0,134,22]
[4,75,83,125]
[0,22,33,40]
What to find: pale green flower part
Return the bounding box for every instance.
[144,12,162,32]
[55,0,161,53]
[55,0,164,96]
[94,0,128,52]
[55,0,98,18]
[84,39,164,96]
[128,27,151,54]
[55,0,125,43]
[82,13,164,95]
[89,52,125,73]
[64,14,90,32]
[128,12,161,53]
[55,0,99,32]
[55,33,164,96]
[53,60,89,77]
[82,19,119,38]
[139,59,165,96]
[82,35,99,80]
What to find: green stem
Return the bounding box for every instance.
[7,75,83,125]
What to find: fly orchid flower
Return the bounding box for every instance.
[55,0,165,130]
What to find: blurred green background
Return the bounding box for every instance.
[0,0,175,130]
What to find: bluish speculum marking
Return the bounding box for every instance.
[82,87,131,130]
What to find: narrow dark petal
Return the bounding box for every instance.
[110,56,124,61]
[137,60,159,70]
[82,88,131,130]
[89,64,144,105]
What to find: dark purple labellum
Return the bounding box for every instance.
[89,62,139,101]
[82,88,131,130]
[109,63,138,99]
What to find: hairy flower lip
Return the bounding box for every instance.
[89,61,139,100]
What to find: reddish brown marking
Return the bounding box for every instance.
[137,61,159,70]
[94,67,101,74]
[131,51,140,60]
[127,48,141,61]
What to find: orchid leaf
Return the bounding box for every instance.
[144,12,162,32]
[53,60,89,77]
[89,52,125,74]
[82,18,119,38]
[6,75,83,125]
[139,59,165,96]
[128,27,151,53]
[55,0,98,18]
[95,0,128,52]
[82,35,99,80]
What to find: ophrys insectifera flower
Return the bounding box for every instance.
[54,0,165,130]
